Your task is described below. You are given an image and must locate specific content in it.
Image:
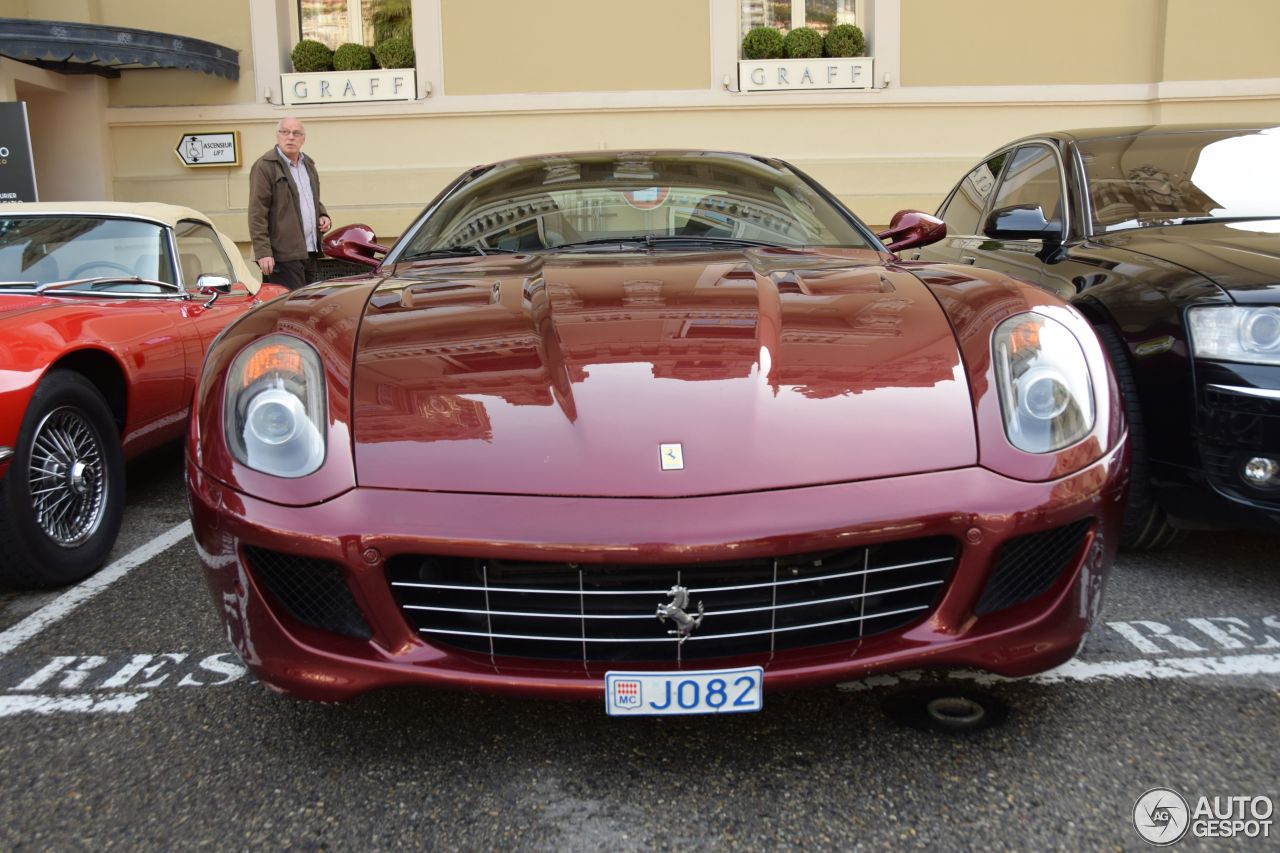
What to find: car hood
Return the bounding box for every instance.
[0,293,69,323]
[351,248,976,497]
[1094,220,1280,304]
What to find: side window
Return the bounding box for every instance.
[990,145,1065,227]
[938,153,1006,236]
[174,220,235,288]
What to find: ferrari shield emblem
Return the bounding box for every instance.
[659,443,684,470]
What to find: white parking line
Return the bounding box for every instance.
[0,692,150,717]
[0,521,192,658]
[838,652,1280,691]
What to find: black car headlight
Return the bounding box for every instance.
[1187,305,1280,365]
[993,313,1096,454]
[223,335,327,478]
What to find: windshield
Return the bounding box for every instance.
[0,216,174,286]
[397,151,874,257]
[1079,127,1280,233]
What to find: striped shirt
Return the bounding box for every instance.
[278,146,318,252]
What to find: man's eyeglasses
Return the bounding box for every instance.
[277,130,305,138]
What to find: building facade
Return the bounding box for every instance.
[1,0,1278,258]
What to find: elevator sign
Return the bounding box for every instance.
[175,131,240,167]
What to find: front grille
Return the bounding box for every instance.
[243,546,371,639]
[1203,385,1280,417]
[974,519,1094,616]
[386,537,958,663]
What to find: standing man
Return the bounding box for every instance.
[248,117,331,291]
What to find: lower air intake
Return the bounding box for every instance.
[974,518,1094,616]
[243,546,371,639]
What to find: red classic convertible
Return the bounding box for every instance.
[187,151,1129,712]
[0,202,287,587]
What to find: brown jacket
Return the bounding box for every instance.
[248,147,328,262]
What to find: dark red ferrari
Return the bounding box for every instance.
[187,151,1128,713]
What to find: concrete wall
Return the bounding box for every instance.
[1162,0,1280,80]
[901,0,1163,86]
[102,0,258,106]
[440,0,710,95]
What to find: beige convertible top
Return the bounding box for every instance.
[2,201,260,294]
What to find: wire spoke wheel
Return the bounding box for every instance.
[27,406,107,547]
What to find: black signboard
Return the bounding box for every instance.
[0,102,38,203]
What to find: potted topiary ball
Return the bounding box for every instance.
[782,27,823,59]
[333,42,374,71]
[373,37,415,69]
[742,26,784,60]
[290,39,334,72]
[824,24,866,57]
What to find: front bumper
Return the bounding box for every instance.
[188,442,1127,702]
[1157,361,1280,530]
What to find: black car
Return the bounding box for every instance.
[883,124,1280,548]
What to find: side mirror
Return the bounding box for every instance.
[877,210,947,253]
[195,274,232,293]
[322,223,388,269]
[983,204,1062,241]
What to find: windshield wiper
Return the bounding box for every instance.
[552,235,779,252]
[401,245,519,261]
[641,235,778,249]
[1172,215,1280,226]
[42,276,182,292]
[550,237,650,252]
[6,277,185,297]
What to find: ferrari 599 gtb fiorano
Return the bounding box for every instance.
[187,151,1128,713]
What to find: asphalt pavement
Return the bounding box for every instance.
[0,443,1276,850]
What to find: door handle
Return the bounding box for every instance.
[959,256,976,265]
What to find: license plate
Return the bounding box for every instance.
[604,666,763,716]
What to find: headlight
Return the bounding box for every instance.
[1187,305,1280,365]
[223,335,326,477]
[993,313,1095,453]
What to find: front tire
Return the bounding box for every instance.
[0,371,125,587]
[1093,324,1181,551]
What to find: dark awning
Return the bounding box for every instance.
[0,18,238,80]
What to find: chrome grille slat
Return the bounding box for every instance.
[387,536,958,663]
[402,579,945,620]
[389,555,953,597]
[417,604,931,644]
[405,605,656,620]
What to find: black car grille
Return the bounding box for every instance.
[243,546,372,639]
[974,519,1094,616]
[1203,385,1280,418]
[386,537,958,663]
[1198,443,1237,480]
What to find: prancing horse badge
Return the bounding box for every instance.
[659,443,684,471]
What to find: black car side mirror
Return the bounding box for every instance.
[983,204,1062,241]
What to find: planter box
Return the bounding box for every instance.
[281,68,416,106]
[738,58,873,93]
